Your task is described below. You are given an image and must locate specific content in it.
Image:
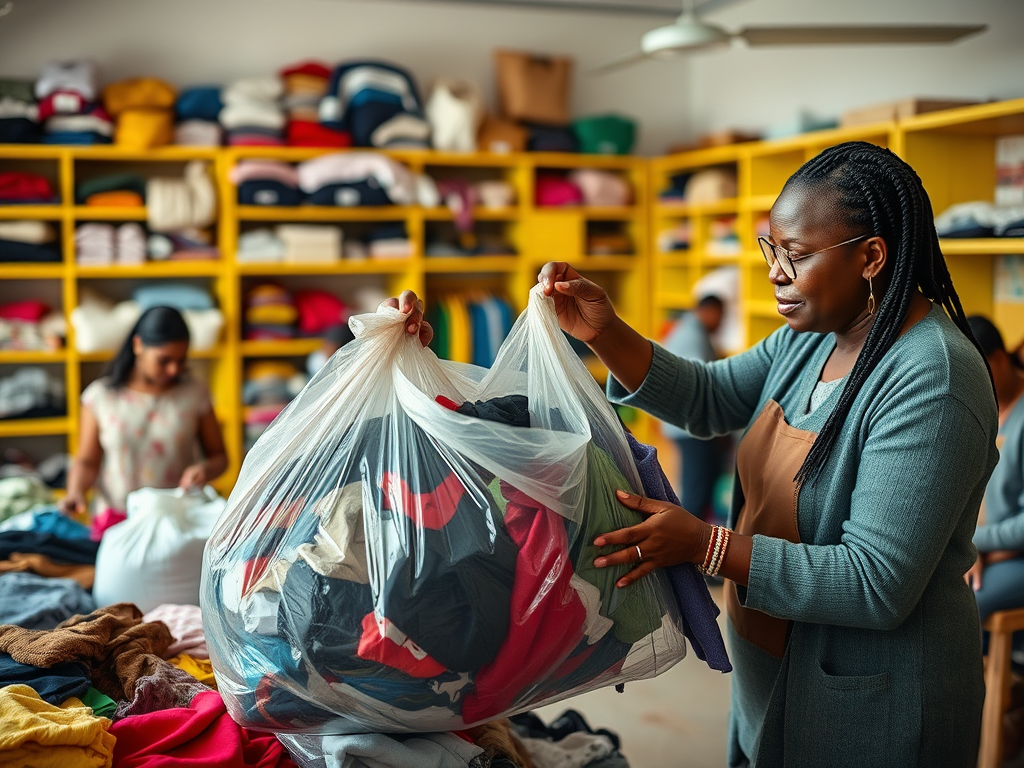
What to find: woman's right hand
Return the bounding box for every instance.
[538,262,617,343]
[380,290,433,347]
[965,554,984,591]
[59,494,85,518]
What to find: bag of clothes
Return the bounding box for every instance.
[202,286,689,735]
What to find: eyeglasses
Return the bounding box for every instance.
[758,234,870,279]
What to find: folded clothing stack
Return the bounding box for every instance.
[236,228,285,263]
[74,222,147,265]
[294,289,347,336]
[366,223,412,259]
[280,60,351,148]
[0,79,41,143]
[242,361,309,448]
[569,169,633,207]
[174,86,223,146]
[229,160,302,206]
[535,175,583,207]
[244,284,296,340]
[0,300,65,352]
[75,172,146,208]
[0,172,57,205]
[0,220,60,263]
[935,201,1024,238]
[276,224,342,263]
[36,60,113,145]
[146,229,219,261]
[320,60,430,148]
[297,151,424,207]
[103,77,176,149]
[0,367,65,421]
[220,77,285,147]
[146,161,217,233]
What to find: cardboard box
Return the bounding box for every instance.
[840,98,980,127]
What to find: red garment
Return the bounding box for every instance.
[293,289,346,335]
[535,175,583,208]
[37,89,89,120]
[435,395,460,412]
[357,612,447,678]
[286,120,352,148]
[381,471,465,530]
[110,689,296,767]
[0,301,50,322]
[461,483,587,723]
[0,172,55,202]
[279,61,333,80]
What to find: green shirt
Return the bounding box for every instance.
[609,303,997,767]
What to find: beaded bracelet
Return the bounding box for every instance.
[699,525,732,577]
[700,525,721,574]
[708,528,731,577]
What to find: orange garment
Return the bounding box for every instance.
[0,553,95,589]
[84,191,144,208]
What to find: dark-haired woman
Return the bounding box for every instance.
[60,306,226,532]
[391,142,998,766]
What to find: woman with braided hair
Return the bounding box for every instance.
[389,141,998,766]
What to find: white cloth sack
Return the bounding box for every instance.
[92,485,226,613]
[426,80,483,153]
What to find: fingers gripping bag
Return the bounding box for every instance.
[201,285,688,736]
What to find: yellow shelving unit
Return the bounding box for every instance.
[1,144,649,486]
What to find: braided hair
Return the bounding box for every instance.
[788,141,989,486]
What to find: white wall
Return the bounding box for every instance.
[0,0,1022,151]
[0,0,691,154]
[687,0,1024,139]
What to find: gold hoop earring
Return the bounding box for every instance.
[867,276,876,316]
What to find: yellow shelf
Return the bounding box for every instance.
[746,194,777,212]
[422,207,520,221]
[748,300,781,319]
[425,257,519,273]
[238,259,414,275]
[655,198,740,217]
[0,350,66,364]
[78,345,223,363]
[237,206,414,222]
[0,205,63,220]
[0,417,70,438]
[0,264,65,279]
[70,146,220,161]
[528,153,638,169]
[72,206,146,220]
[240,339,321,358]
[76,261,223,278]
[940,239,1024,255]
[576,256,637,271]
[656,293,694,310]
[656,253,691,267]
[582,206,639,221]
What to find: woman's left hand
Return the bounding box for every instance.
[179,463,207,489]
[594,490,711,588]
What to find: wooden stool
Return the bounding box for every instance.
[980,608,1024,768]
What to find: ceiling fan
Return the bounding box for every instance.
[593,0,987,73]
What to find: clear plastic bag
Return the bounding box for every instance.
[201,285,686,735]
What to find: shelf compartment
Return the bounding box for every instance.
[240,339,321,358]
[75,261,223,278]
[422,207,520,221]
[940,239,1024,255]
[656,253,691,267]
[0,417,70,438]
[237,206,415,222]
[72,206,147,221]
[0,205,63,220]
[425,257,519,273]
[0,350,66,364]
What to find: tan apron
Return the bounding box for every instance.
[726,399,817,658]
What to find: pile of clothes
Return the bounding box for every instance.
[0,171,58,206]
[220,77,287,147]
[0,367,65,421]
[0,78,42,144]
[935,201,1024,238]
[0,219,60,264]
[281,61,350,148]
[243,360,309,452]
[174,86,223,147]
[0,449,68,494]
[535,170,633,209]
[0,300,65,352]
[74,222,147,266]
[75,173,145,209]
[35,60,113,145]
[243,284,298,341]
[102,77,177,149]
[205,394,728,736]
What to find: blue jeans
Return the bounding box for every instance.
[674,436,723,523]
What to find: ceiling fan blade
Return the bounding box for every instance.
[589,50,650,74]
[738,24,987,46]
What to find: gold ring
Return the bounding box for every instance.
[635,544,643,562]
